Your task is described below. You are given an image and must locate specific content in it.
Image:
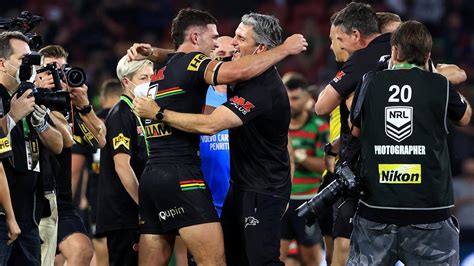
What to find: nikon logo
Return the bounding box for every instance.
[378,164,421,184]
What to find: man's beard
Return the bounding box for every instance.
[291,109,303,118]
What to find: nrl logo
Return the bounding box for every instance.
[385,106,413,142]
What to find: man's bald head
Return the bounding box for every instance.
[211,36,235,59]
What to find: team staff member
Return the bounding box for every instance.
[349,20,472,265]
[280,73,327,266]
[96,56,152,265]
[130,8,306,265]
[134,12,307,265]
[37,45,105,266]
[0,31,63,265]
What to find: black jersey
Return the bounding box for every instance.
[222,67,291,199]
[329,33,391,165]
[146,52,212,164]
[351,68,468,225]
[96,95,147,234]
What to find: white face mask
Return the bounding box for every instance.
[128,80,153,98]
[6,61,36,84]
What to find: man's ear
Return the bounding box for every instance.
[191,31,199,45]
[258,44,268,54]
[352,29,361,43]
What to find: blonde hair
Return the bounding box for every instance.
[116,55,153,81]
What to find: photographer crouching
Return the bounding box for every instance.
[0,31,63,265]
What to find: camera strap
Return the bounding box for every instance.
[120,95,150,156]
[351,72,374,123]
[74,112,99,147]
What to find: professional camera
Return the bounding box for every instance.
[61,64,87,87]
[296,162,363,225]
[16,53,70,111]
[0,11,44,50]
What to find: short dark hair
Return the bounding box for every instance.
[391,20,432,66]
[333,2,379,36]
[0,31,29,59]
[283,72,308,91]
[171,8,218,49]
[39,45,69,59]
[100,79,123,99]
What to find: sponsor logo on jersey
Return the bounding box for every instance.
[385,106,413,142]
[187,54,208,71]
[144,123,173,138]
[158,206,185,221]
[151,67,166,82]
[0,137,12,154]
[229,96,255,115]
[378,164,421,184]
[332,71,345,83]
[112,133,131,150]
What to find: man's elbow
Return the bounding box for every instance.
[314,101,330,116]
[201,125,220,136]
[51,142,63,154]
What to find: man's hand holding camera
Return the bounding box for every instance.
[8,89,35,123]
[70,84,90,108]
[31,104,50,133]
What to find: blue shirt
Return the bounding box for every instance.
[200,86,230,216]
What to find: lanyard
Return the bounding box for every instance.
[392,63,423,70]
[120,95,149,156]
[22,118,31,138]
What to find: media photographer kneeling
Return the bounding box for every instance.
[0,31,63,265]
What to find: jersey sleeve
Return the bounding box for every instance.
[447,83,468,122]
[184,52,213,86]
[106,106,135,156]
[315,121,330,158]
[222,83,272,124]
[0,127,12,160]
[329,57,364,98]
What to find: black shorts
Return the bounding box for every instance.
[221,185,288,266]
[281,199,323,246]
[106,229,139,266]
[57,207,88,245]
[332,197,358,239]
[139,164,219,235]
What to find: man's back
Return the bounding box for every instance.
[225,67,291,199]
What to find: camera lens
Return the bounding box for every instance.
[65,67,86,87]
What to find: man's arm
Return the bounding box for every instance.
[314,84,343,116]
[133,96,242,135]
[37,122,63,154]
[127,43,174,64]
[435,64,467,85]
[212,34,307,84]
[50,111,74,148]
[113,154,139,204]
[71,85,107,148]
[453,93,472,127]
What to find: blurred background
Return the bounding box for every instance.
[1,0,473,263]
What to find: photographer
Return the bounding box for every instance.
[36,44,105,265]
[349,21,472,265]
[0,31,63,265]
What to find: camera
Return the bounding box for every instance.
[61,64,87,87]
[0,11,44,50]
[16,53,70,111]
[296,162,363,225]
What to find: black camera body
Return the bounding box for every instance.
[0,11,44,50]
[16,54,70,112]
[296,162,363,225]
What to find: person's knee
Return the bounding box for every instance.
[60,235,93,262]
[300,245,322,266]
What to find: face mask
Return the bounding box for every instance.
[128,80,153,98]
[6,61,36,84]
